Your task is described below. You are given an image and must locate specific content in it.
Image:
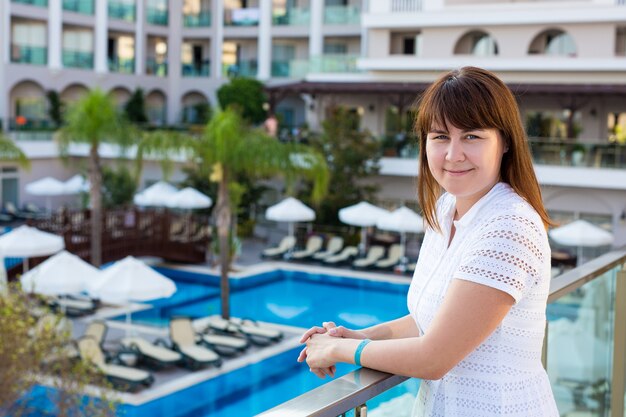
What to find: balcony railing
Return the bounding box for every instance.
[261,249,626,416]
[146,6,168,25]
[8,118,54,131]
[223,60,258,78]
[309,54,361,73]
[224,7,260,26]
[324,5,360,25]
[146,58,167,76]
[108,56,134,73]
[182,61,210,77]
[273,7,310,26]
[63,0,94,14]
[108,1,135,22]
[62,49,94,69]
[10,44,47,65]
[12,0,47,6]
[183,10,211,27]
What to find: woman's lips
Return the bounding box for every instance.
[444,169,472,176]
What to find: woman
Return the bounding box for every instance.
[298,67,559,416]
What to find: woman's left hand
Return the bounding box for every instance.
[305,332,338,369]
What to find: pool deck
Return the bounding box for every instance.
[69,239,411,407]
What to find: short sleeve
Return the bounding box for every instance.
[455,213,547,303]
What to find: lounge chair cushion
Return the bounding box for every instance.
[262,236,296,257]
[324,246,358,264]
[178,344,220,362]
[375,244,405,268]
[122,337,182,363]
[312,237,344,260]
[209,316,282,342]
[100,363,152,382]
[291,236,323,259]
[353,246,385,268]
[202,334,248,350]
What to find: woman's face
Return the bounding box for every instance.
[426,123,507,214]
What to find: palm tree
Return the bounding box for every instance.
[138,109,328,319]
[58,89,131,266]
[0,134,29,168]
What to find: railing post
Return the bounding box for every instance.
[610,266,626,417]
[355,404,367,416]
[541,321,548,370]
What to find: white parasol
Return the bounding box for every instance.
[133,181,179,207]
[166,187,212,209]
[339,202,389,254]
[376,206,424,266]
[265,197,316,239]
[549,219,613,266]
[25,177,67,211]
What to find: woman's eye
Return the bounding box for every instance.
[433,135,448,140]
[466,134,479,140]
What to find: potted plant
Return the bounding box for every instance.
[571,143,586,166]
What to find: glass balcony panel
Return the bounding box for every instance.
[273,7,310,26]
[10,45,47,65]
[183,10,211,27]
[62,49,94,69]
[182,60,210,77]
[147,106,166,126]
[528,139,626,169]
[309,54,361,73]
[63,0,94,14]
[146,58,168,76]
[108,1,136,22]
[146,7,169,25]
[12,0,48,6]
[324,5,360,24]
[222,60,258,77]
[225,7,260,26]
[546,267,618,416]
[108,57,134,73]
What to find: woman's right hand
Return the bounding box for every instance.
[322,321,369,340]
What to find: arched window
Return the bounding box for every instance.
[528,29,577,56]
[454,31,498,56]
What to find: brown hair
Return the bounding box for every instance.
[415,66,552,231]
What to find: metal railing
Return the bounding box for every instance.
[12,0,47,6]
[108,0,136,22]
[260,248,626,416]
[62,49,94,69]
[324,5,360,25]
[63,0,94,14]
[273,7,310,26]
[183,10,211,27]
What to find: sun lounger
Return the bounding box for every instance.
[176,316,249,357]
[170,317,222,370]
[323,246,359,265]
[78,337,154,392]
[291,235,324,260]
[50,296,97,317]
[121,337,183,369]
[261,235,296,259]
[353,245,386,269]
[312,236,344,261]
[84,320,108,345]
[375,244,405,269]
[206,316,283,347]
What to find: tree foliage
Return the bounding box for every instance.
[46,90,65,128]
[0,133,30,168]
[217,78,267,125]
[102,165,137,208]
[124,88,148,124]
[0,286,117,417]
[304,106,380,225]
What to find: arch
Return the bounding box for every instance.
[145,89,167,126]
[181,91,210,124]
[528,28,577,56]
[9,80,47,121]
[60,83,89,104]
[181,91,208,107]
[453,30,499,56]
[109,86,132,108]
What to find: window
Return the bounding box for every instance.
[403,37,415,55]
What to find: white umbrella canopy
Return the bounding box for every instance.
[25,177,67,196]
[265,197,316,239]
[87,256,177,336]
[20,250,101,295]
[133,181,179,207]
[63,174,90,194]
[549,219,614,266]
[376,207,424,266]
[339,202,389,253]
[166,187,213,209]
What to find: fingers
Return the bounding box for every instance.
[310,368,326,379]
[296,346,307,362]
[309,367,335,379]
[328,325,347,337]
[299,326,326,343]
[322,321,337,331]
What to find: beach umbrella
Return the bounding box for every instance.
[20,250,101,296]
[549,220,614,266]
[133,181,178,207]
[265,197,315,239]
[87,256,177,336]
[376,207,424,265]
[166,187,212,209]
[63,174,90,194]
[25,177,67,211]
[0,225,65,293]
[339,202,389,254]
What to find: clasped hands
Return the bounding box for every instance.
[297,321,367,379]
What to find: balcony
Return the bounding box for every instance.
[271,59,309,78]
[146,58,168,76]
[108,1,135,22]
[63,0,94,14]
[324,5,360,25]
[223,60,258,78]
[309,54,361,73]
[12,0,48,6]
[108,57,134,73]
[261,249,626,417]
[182,61,210,77]
[146,6,169,25]
[183,10,211,27]
[62,49,94,69]
[10,44,47,65]
[273,7,310,26]
[225,7,260,26]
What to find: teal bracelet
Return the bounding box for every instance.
[354,339,371,367]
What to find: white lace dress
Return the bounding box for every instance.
[407,183,559,417]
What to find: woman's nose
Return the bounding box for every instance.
[445,140,465,162]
